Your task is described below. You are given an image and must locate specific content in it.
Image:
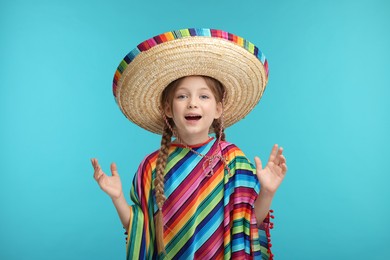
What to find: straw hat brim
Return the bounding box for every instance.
[113,29,269,134]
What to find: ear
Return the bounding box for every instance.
[215,102,223,119]
[164,102,173,118]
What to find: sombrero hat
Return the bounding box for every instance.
[113,28,269,134]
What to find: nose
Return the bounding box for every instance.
[187,98,198,109]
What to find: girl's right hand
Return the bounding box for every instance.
[91,158,123,200]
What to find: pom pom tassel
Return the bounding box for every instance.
[266,209,275,260]
[124,228,129,243]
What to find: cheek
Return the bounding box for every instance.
[171,102,183,116]
[210,104,221,118]
[208,103,218,113]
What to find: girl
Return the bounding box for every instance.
[91,28,287,259]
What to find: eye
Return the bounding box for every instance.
[200,95,210,99]
[176,94,187,99]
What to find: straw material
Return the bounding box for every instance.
[113,28,269,134]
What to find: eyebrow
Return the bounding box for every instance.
[176,87,212,91]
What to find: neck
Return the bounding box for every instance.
[176,133,211,146]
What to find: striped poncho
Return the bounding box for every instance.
[126,138,273,259]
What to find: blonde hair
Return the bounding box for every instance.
[154,76,226,254]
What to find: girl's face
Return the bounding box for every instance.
[164,76,222,145]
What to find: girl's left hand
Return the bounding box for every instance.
[254,144,287,195]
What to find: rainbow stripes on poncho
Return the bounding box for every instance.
[126,138,273,259]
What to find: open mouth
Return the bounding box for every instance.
[185,115,202,121]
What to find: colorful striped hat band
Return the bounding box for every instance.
[113,28,269,134]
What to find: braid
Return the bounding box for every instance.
[213,118,226,141]
[154,122,172,254]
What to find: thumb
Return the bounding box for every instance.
[110,162,119,177]
[254,156,263,171]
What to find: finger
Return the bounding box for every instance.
[279,154,286,164]
[268,144,279,163]
[254,156,263,171]
[276,154,285,166]
[97,172,106,186]
[111,163,119,177]
[274,147,284,165]
[92,160,103,180]
[91,158,101,171]
[281,163,288,174]
[94,169,103,181]
[91,158,97,170]
[277,147,283,157]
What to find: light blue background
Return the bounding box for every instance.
[1,0,389,259]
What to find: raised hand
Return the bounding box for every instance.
[91,158,123,200]
[254,144,287,195]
